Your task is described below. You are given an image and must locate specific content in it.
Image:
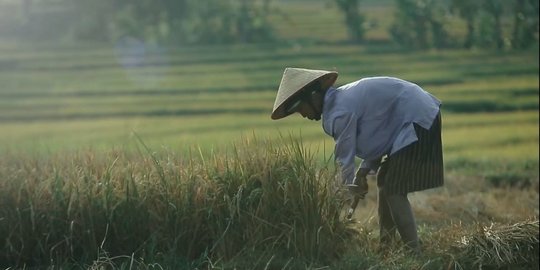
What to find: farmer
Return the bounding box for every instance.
[270,67,444,254]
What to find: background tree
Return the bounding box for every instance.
[4,0,537,49]
[482,0,504,49]
[69,0,274,45]
[333,0,365,43]
[450,0,481,48]
[511,0,539,49]
[69,0,117,41]
[235,0,275,43]
[390,0,448,49]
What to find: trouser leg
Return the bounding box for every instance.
[377,161,396,247]
[385,194,420,253]
[378,187,396,246]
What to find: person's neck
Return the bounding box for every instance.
[314,88,329,112]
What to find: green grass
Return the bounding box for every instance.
[0,139,537,269]
[0,0,538,268]
[1,45,538,180]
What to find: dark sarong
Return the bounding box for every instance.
[378,112,444,195]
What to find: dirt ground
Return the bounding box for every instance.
[347,172,539,229]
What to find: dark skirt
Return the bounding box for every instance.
[377,112,444,195]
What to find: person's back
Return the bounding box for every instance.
[336,76,440,129]
[323,76,441,167]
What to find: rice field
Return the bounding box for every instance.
[0,138,538,269]
[0,0,538,268]
[1,44,538,178]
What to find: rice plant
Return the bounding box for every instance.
[0,136,352,268]
[1,136,538,268]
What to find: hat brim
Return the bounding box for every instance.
[271,72,338,120]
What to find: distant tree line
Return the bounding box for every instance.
[337,0,538,50]
[6,0,539,49]
[8,0,273,45]
[73,0,274,44]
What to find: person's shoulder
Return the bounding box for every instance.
[361,76,403,83]
[339,76,398,87]
[336,78,364,91]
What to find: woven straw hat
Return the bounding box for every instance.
[271,67,338,120]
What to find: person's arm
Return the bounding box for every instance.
[350,167,369,199]
[332,113,357,186]
[351,158,381,198]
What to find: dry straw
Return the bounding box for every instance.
[453,219,539,269]
[1,136,538,269]
[0,136,351,268]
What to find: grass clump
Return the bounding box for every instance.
[1,137,538,269]
[449,220,539,269]
[0,137,351,268]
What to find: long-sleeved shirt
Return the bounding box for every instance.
[321,76,441,185]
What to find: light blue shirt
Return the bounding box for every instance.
[322,76,441,185]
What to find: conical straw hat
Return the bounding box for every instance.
[271,67,338,120]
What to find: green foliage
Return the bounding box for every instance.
[389,0,449,49]
[450,0,481,48]
[113,0,276,44]
[450,0,539,50]
[0,44,537,182]
[1,0,537,49]
[69,0,117,41]
[485,172,534,188]
[512,0,540,49]
[0,2,537,268]
[391,0,538,50]
[0,0,275,45]
[479,0,505,50]
[446,159,539,188]
[332,0,366,43]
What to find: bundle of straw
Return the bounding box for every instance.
[455,219,539,269]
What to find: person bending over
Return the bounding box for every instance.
[270,67,444,254]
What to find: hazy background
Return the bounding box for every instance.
[0,1,538,268]
[0,0,538,183]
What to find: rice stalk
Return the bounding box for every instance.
[2,136,536,269]
[453,219,539,269]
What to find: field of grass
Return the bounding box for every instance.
[1,44,538,179]
[0,0,538,268]
[0,139,538,269]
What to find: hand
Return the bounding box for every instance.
[347,176,368,199]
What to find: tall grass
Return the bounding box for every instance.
[0,137,351,268]
[1,137,538,268]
